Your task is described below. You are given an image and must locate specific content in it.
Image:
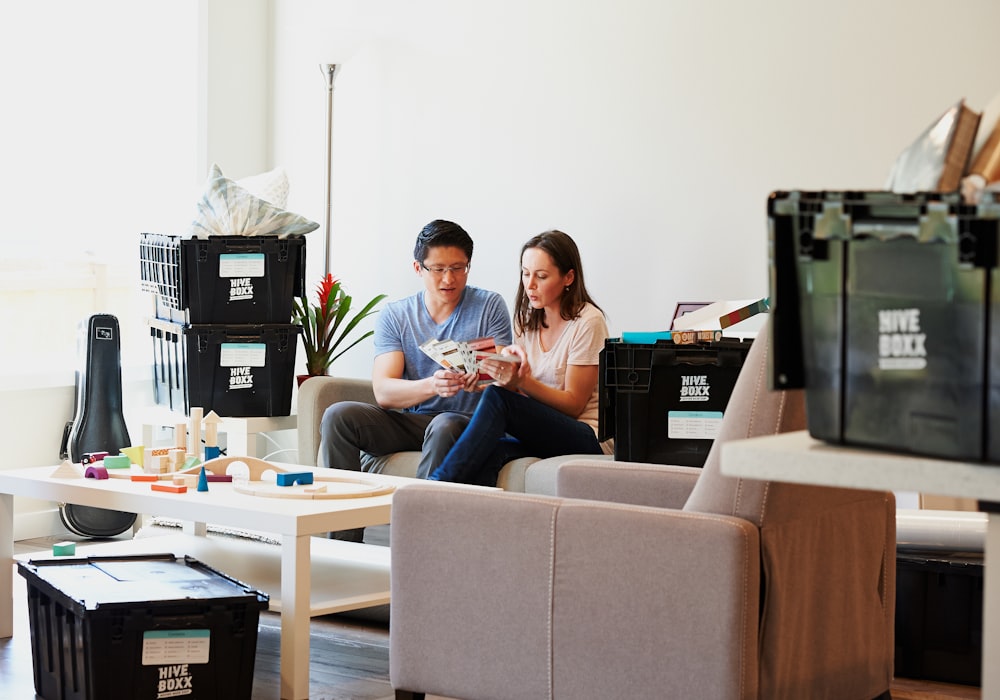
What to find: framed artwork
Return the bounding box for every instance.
[671,302,711,329]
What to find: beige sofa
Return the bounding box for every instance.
[296,375,608,494]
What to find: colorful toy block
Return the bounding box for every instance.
[102,454,131,469]
[276,472,314,487]
[152,483,187,494]
[52,541,76,556]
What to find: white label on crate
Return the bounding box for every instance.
[877,307,927,371]
[229,277,254,302]
[668,410,723,440]
[218,252,265,278]
[219,342,266,367]
[678,374,710,401]
[142,629,210,666]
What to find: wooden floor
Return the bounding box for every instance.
[2,537,981,700]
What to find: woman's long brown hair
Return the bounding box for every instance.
[513,229,603,335]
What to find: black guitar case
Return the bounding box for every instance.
[61,314,138,537]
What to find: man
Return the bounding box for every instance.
[320,219,512,484]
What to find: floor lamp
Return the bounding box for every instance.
[321,63,341,277]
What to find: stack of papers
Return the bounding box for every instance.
[420,336,519,387]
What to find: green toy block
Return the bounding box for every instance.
[52,541,76,556]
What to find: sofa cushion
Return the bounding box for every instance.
[360,451,422,478]
[358,451,610,495]
[517,453,612,495]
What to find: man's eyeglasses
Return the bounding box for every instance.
[420,262,470,276]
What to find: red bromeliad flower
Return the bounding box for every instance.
[292,274,386,376]
[316,274,340,317]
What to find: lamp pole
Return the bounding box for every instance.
[321,64,340,277]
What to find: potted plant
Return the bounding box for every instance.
[292,273,386,380]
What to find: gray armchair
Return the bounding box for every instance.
[388,326,896,699]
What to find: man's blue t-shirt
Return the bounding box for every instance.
[374,285,512,416]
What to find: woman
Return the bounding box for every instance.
[427,229,610,486]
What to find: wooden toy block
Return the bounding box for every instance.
[173,475,198,487]
[131,474,159,482]
[152,483,187,494]
[170,448,185,469]
[51,461,83,479]
[190,406,203,456]
[52,541,76,556]
[203,410,222,449]
[174,422,187,450]
[84,466,109,480]
[205,474,233,482]
[121,445,144,466]
[276,471,314,487]
[102,454,131,469]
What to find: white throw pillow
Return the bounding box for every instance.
[189,164,318,238]
[237,166,290,208]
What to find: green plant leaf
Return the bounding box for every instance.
[293,279,385,375]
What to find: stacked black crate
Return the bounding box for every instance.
[140,233,304,417]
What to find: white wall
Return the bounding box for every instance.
[197,0,273,180]
[268,0,1000,379]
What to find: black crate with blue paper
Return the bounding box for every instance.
[599,336,753,467]
[139,233,305,324]
[141,233,304,417]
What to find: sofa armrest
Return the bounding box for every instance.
[296,376,376,466]
[389,484,760,700]
[556,458,701,509]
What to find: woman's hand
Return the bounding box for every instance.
[481,344,528,390]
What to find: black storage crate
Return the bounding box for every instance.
[148,317,299,417]
[895,552,983,686]
[17,554,268,700]
[768,190,1000,462]
[149,317,188,413]
[140,233,306,323]
[599,337,753,467]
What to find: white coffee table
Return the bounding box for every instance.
[0,462,418,700]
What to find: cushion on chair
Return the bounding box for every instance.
[684,321,895,699]
[683,331,807,523]
[298,376,376,467]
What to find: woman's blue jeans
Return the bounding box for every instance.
[427,385,602,486]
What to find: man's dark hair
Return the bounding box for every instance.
[413,220,474,263]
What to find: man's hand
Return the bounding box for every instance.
[432,369,475,397]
